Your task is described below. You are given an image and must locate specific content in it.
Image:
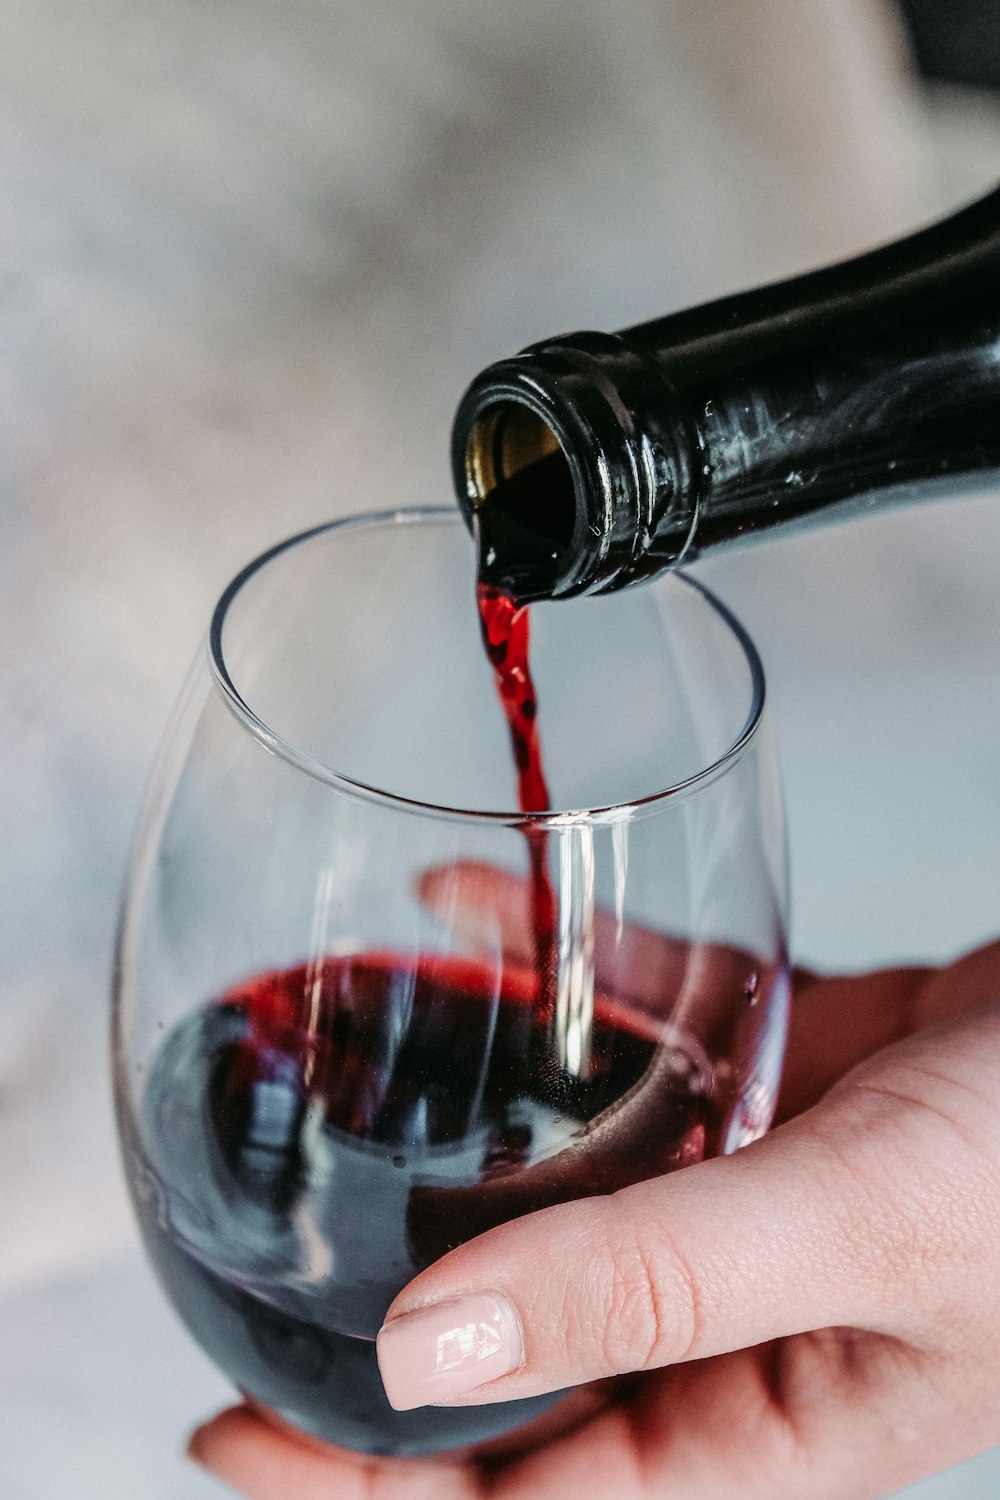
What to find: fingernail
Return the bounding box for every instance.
[376,1293,523,1411]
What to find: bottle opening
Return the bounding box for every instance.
[463,402,577,599]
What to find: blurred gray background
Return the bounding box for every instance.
[1,1,999,1495]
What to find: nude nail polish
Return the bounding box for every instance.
[376,1293,523,1411]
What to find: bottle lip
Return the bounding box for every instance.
[208,508,767,826]
[452,331,700,599]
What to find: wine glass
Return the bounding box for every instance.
[112,507,789,1458]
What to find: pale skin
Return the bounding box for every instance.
[189,865,1000,1500]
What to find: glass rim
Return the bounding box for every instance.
[208,507,767,827]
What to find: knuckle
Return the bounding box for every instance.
[593,1210,701,1374]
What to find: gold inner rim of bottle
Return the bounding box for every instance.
[464,402,564,506]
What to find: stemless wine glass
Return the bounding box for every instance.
[113,508,790,1459]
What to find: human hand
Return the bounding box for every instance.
[190,867,1000,1500]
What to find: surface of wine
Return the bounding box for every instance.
[131,955,726,1455]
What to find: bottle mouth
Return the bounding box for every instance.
[452,331,699,601]
[461,399,580,600]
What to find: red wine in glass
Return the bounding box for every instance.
[132,954,724,1455]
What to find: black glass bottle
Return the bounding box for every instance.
[452,184,1000,601]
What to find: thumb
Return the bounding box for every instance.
[374,1109,894,1412]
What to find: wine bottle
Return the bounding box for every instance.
[452,184,1000,601]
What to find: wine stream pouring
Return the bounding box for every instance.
[453,183,1000,602]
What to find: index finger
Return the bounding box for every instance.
[418,860,759,1021]
[420,862,1000,1118]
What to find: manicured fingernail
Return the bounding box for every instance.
[376,1293,523,1410]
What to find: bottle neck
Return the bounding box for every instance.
[453,184,1000,600]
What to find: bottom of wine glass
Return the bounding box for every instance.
[131,1182,560,1452]
[144,1210,560,1455]
[240,1369,564,1460]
